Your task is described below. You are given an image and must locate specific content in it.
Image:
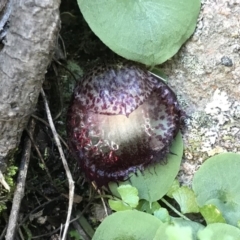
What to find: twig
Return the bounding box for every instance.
[18,227,25,240]
[53,59,78,83]
[58,34,67,59]
[5,118,35,240]
[51,63,63,121]
[92,182,109,217]
[160,197,191,221]
[25,128,54,185]
[0,226,7,240]
[31,114,69,149]
[0,170,10,191]
[41,88,74,240]
[148,70,167,82]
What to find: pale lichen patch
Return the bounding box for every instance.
[178,89,240,186]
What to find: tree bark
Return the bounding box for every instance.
[0,0,60,171]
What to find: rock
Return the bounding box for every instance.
[161,0,240,186]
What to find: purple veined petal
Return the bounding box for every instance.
[67,62,182,188]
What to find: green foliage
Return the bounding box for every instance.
[5,166,18,188]
[171,218,204,239]
[77,0,201,66]
[172,186,199,214]
[137,200,161,214]
[108,185,139,211]
[199,204,226,225]
[69,230,84,240]
[117,185,139,208]
[0,165,18,214]
[93,152,240,239]
[192,153,240,226]
[154,223,194,240]
[166,179,180,198]
[197,223,240,240]
[0,204,7,213]
[71,3,238,239]
[92,210,163,240]
[153,208,171,223]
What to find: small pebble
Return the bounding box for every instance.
[221,56,233,67]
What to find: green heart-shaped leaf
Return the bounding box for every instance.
[192,153,240,226]
[197,223,240,240]
[93,210,162,240]
[77,0,201,66]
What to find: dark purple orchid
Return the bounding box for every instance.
[67,62,182,188]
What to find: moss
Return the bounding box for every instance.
[0,158,18,214]
[4,165,18,188]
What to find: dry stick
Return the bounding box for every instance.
[91,182,109,217]
[160,198,191,221]
[31,114,69,149]
[41,88,75,240]
[25,128,54,185]
[5,118,35,240]
[0,226,7,240]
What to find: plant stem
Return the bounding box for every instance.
[160,198,191,221]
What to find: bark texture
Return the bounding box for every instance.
[0,0,11,40]
[0,0,60,171]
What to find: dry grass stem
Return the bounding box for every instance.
[41,88,74,240]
